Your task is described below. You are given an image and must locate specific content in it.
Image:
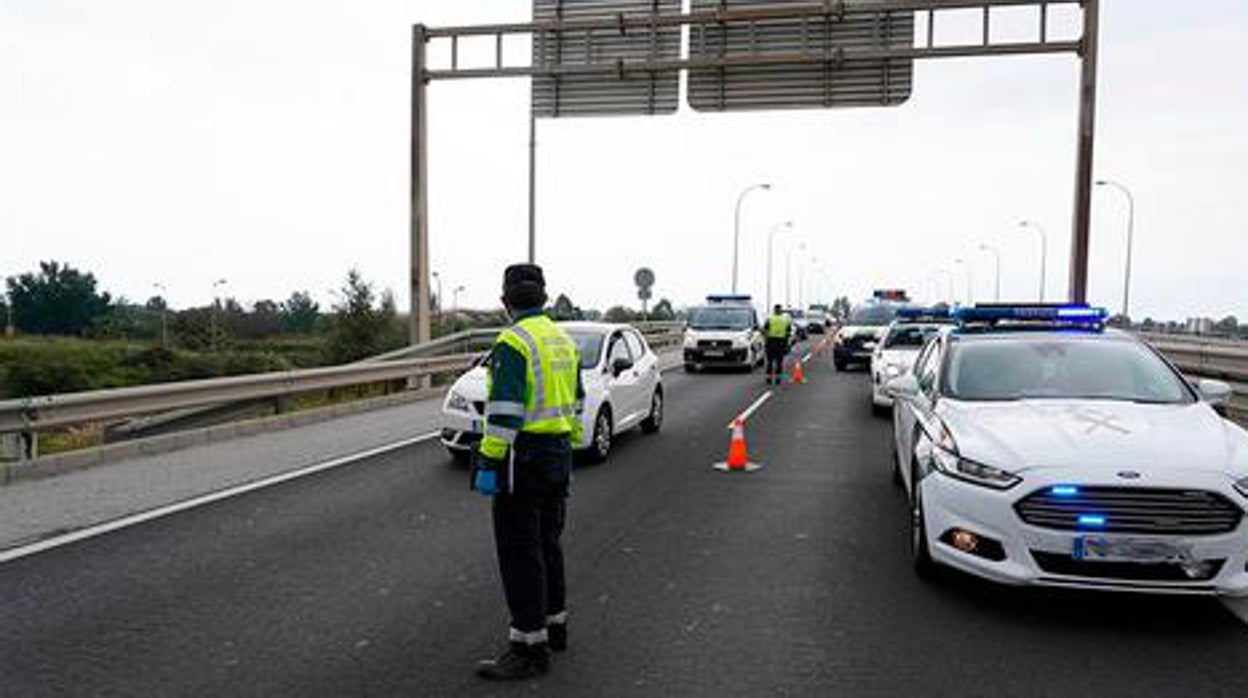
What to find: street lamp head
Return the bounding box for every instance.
[1095,179,1107,186]
[760,183,772,190]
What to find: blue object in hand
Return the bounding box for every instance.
[473,469,498,496]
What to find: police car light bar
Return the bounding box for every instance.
[896,306,952,320]
[706,294,753,304]
[953,303,1109,325]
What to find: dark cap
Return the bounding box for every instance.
[502,263,547,310]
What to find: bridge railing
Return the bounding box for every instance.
[0,321,687,459]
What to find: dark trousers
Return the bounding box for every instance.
[765,338,788,379]
[492,433,572,634]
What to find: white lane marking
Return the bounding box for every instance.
[0,431,440,565]
[801,352,812,362]
[729,391,773,428]
[1221,598,1248,627]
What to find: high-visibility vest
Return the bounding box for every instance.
[765,313,791,339]
[480,314,581,459]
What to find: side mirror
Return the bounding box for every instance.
[611,357,634,377]
[1196,378,1233,411]
[886,374,921,400]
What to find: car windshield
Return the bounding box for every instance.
[688,306,754,330]
[884,324,943,348]
[943,337,1194,404]
[566,330,604,370]
[789,310,805,319]
[848,304,896,326]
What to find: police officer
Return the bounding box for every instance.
[474,264,584,681]
[763,304,792,385]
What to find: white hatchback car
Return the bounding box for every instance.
[441,322,663,463]
[888,305,1248,596]
[870,310,953,414]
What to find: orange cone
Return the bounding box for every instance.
[713,418,761,472]
[791,359,806,385]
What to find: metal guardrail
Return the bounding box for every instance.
[0,321,687,459]
[1138,333,1248,422]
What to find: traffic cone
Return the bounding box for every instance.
[713,418,760,472]
[791,359,806,385]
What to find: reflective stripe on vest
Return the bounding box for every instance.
[492,316,580,434]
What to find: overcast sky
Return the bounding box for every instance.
[3,1,1246,321]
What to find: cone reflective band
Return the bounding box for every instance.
[713,417,760,472]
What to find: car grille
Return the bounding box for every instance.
[1030,551,1225,582]
[697,340,733,349]
[1015,486,1243,536]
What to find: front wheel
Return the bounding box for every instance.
[640,390,663,434]
[911,463,937,578]
[587,408,613,463]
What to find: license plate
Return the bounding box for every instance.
[1072,536,1192,563]
[703,350,724,357]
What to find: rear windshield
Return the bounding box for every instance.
[566,330,603,370]
[884,324,943,348]
[943,337,1194,404]
[689,306,755,331]
[848,304,896,326]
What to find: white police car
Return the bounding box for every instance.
[870,308,953,415]
[886,304,1248,596]
[682,295,764,372]
[441,322,663,464]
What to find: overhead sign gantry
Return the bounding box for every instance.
[408,0,1099,346]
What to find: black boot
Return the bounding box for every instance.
[476,642,551,681]
[548,622,568,652]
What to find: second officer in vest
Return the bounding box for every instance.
[764,304,793,385]
[474,264,584,681]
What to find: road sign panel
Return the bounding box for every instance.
[687,0,915,112]
[635,267,655,289]
[532,0,682,117]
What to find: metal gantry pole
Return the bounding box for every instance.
[410,25,432,349]
[1068,0,1101,303]
[528,113,537,264]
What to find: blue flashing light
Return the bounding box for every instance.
[1050,485,1080,497]
[953,303,1109,327]
[1077,514,1107,528]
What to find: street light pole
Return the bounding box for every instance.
[732,182,771,293]
[934,268,954,304]
[766,221,792,310]
[978,243,1002,301]
[431,271,443,318]
[786,240,805,308]
[1019,221,1048,302]
[211,279,228,352]
[153,283,169,348]
[1096,179,1136,319]
[954,258,974,305]
[452,285,465,313]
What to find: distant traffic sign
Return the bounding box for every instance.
[687,0,914,112]
[634,267,656,289]
[532,0,682,117]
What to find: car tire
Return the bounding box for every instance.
[910,461,937,578]
[587,407,613,463]
[640,389,663,434]
[447,447,471,466]
[834,360,846,372]
[871,401,890,418]
[684,363,698,374]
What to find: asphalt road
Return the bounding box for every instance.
[3,343,1248,697]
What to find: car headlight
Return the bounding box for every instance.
[1234,476,1248,498]
[732,334,751,348]
[931,446,1021,490]
[884,363,906,378]
[445,390,472,413]
[683,332,696,349]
